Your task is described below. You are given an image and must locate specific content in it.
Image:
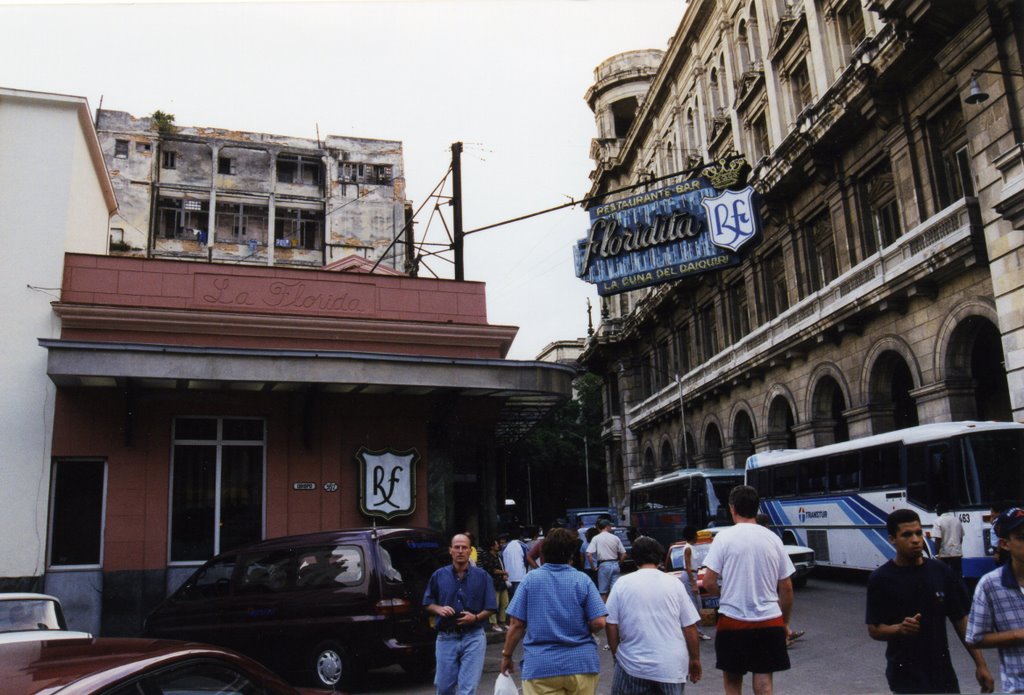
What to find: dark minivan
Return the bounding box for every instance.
[144,527,447,690]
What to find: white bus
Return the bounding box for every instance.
[745,421,1024,582]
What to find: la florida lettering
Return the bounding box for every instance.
[599,254,736,293]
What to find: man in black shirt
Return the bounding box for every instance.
[866,508,993,694]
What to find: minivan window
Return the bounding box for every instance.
[296,545,364,588]
[178,556,236,601]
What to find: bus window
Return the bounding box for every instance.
[707,477,739,525]
[747,468,770,498]
[827,453,860,491]
[959,431,1024,507]
[773,464,798,497]
[907,443,955,511]
[799,459,827,495]
[861,445,900,489]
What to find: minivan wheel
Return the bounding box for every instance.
[310,641,354,690]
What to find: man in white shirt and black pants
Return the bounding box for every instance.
[703,485,794,695]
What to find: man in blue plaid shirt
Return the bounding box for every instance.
[967,507,1024,692]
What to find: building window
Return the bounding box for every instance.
[49,460,105,567]
[862,162,902,252]
[676,321,692,374]
[375,165,393,184]
[170,417,265,563]
[791,60,812,116]
[655,338,671,389]
[607,374,621,416]
[114,139,129,159]
[157,196,210,241]
[215,202,269,244]
[339,162,394,185]
[763,248,789,320]
[275,207,324,250]
[277,154,322,186]
[135,142,152,153]
[751,113,770,161]
[804,213,838,294]
[699,302,719,362]
[218,156,235,175]
[727,279,750,341]
[930,101,975,209]
[837,0,866,62]
[162,150,177,169]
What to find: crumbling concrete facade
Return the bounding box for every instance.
[97,110,410,271]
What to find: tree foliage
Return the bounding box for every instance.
[150,110,176,134]
[506,372,607,530]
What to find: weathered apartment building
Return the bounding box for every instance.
[579,0,1024,512]
[97,109,411,271]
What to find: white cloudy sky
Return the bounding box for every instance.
[0,0,682,359]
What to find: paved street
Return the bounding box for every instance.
[302,571,997,695]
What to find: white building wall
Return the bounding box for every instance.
[0,89,114,581]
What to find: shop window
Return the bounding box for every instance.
[49,460,105,567]
[169,417,265,563]
[274,207,324,250]
[162,150,177,169]
[278,154,322,186]
[114,139,129,159]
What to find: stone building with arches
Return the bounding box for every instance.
[579,0,1022,517]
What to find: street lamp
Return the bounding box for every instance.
[964,67,1024,105]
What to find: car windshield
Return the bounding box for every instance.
[0,599,62,632]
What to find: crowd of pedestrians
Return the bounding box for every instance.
[420,494,1024,695]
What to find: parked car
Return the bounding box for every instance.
[144,527,448,690]
[0,593,91,645]
[665,527,816,609]
[0,637,299,694]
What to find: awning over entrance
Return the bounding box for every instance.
[40,339,575,444]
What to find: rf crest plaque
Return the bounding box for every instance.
[356,447,418,520]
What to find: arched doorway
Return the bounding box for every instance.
[732,410,755,467]
[870,350,919,431]
[946,316,1012,420]
[811,375,849,445]
[680,430,697,469]
[767,395,797,448]
[642,447,656,481]
[703,423,723,468]
[660,439,675,474]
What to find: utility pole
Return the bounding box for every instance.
[451,142,464,281]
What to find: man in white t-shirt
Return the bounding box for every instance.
[703,485,795,695]
[502,534,528,599]
[607,536,702,694]
[933,505,965,579]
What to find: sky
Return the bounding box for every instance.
[0,0,683,359]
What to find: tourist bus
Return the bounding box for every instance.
[627,469,744,548]
[745,421,1024,581]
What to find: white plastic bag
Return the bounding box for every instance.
[494,671,519,695]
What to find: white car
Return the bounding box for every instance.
[0,593,91,644]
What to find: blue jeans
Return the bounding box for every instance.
[435,629,487,695]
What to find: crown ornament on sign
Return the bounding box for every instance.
[701,156,749,190]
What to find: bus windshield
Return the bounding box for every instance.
[959,431,1024,506]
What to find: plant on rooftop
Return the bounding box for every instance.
[150,110,176,134]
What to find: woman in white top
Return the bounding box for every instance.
[679,526,711,640]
